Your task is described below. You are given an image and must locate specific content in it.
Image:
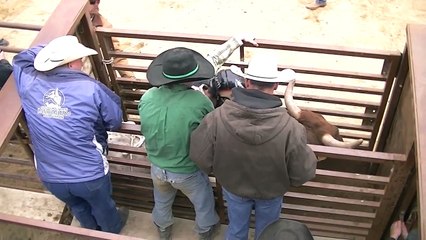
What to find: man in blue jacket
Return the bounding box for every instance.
[13,35,128,234]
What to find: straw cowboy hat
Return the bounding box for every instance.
[34,35,97,72]
[258,219,314,240]
[230,54,296,83]
[146,47,214,86]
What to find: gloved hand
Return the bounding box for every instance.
[234,33,259,47]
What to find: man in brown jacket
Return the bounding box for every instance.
[89,0,135,78]
[190,54,317,240]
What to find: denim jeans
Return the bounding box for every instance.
[223,188,283,240]
[151,164,219,233]
[317,0,327,4]
[42,173,123,233]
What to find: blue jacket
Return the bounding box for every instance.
[13,45,122,183]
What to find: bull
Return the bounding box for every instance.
[284,79,363,149]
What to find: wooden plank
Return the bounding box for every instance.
[278,93,380,108]
[113,64,148,73]
[281,213,372,228]
[119,101,376,132]
[310,230,366,240]
[0,157,34,166]
[291,80,384,95]
[375,47,409,151]
[0,21,42,31]
[96,27,400,59]
[278,66,386,81]
[118,122,142,134]
[302,182,385,196]
[306,223,369,236]
[406,23,426,240]
[77,12,112,88]
[0,213,142,240]
[283,203,375,219]
[284,192,381,208]
[95,31,128,121]
[0,78,23,154]
[117,76,383,96]
[0,172,39,182]
[367,146,416,240]
[309,145,406,163]
[108,156,150,168]
[107,136,404,166]
[316,169,389,184]
[108,143,146,155]
[339,132,371,141]
[110,168,151,179]
[108,50,157,60]
[303,106,377,120]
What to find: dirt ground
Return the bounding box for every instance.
[0,0,425,238]
[1,0,426,60]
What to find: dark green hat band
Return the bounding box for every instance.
[162,65,199,79]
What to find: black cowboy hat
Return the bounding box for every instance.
[258,219,314,240]
[147,47,215,86]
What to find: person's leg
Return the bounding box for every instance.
[253,196,283,240]
[43,181,98,230]
[69,173,123,233]
[222,187,253,240]
[151,165,177,232]
[170,170,219,235]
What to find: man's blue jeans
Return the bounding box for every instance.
[151,164,219,233]
[223,188,283,240]
[317,0,327,4]
[42,173,123,233]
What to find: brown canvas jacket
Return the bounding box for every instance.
[190,99,317,199]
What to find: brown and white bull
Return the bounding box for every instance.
[284,80,363,149]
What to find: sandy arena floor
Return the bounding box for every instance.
[0,0,425,239]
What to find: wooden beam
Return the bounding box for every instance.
[316,169,389,184]
[281,213,372,228]
[0,213,142,240]
[407,23,426,240]
[0,78,22,154]
[283,203,375,219]
[367,146,416,240]
[284,192,380,208]
[96,27,400,59]
[309,145,406,163]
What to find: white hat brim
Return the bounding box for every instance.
[34,38,97,72]
[230,65,295,83]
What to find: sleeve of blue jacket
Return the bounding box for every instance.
[94,82,123,131]
[12,45,45,95]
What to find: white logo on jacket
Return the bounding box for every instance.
[37,88,71,119]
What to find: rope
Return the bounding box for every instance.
[102,58,114,65]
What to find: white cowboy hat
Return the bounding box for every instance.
[34,35,97,72]
[230,54,296,83]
